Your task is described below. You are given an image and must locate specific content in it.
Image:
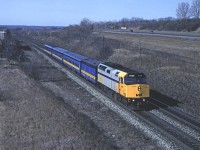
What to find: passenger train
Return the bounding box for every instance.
[44,44,150,107]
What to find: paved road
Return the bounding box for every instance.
[103,30,200,40]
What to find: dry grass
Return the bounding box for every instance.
[102,32,200,57]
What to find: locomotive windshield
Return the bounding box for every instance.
[124,74,147,85]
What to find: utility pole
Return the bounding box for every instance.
[196,51,199,68]
[103,35,105,49]
[139,40,142,68]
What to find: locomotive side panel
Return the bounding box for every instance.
[98,64,115,90]
[110,70,120,92]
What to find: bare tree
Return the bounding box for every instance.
[80,18,92,26]
[176,2,190,19]
[79,18,94,39]
[120,18,129,27]
[190,0,200,18]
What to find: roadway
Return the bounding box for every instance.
[103,30,200,40]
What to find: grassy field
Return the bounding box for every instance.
[100,32,200,56]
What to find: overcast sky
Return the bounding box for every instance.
[0,0,193,26]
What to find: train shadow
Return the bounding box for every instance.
[143,90,181,111]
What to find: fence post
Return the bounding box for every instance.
[196,51,199,68]
[139,40,142,68]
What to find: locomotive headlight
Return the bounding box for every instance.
[138,86,141,91]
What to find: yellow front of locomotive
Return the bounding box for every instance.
[117,72,150,104]
[126,84,150,98]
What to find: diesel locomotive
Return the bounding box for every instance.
[44,44,150,107]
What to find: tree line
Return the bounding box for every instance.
[78,0,200,32]
[176,0,200,19]
[89,17,199,32]
[91,0,200,32]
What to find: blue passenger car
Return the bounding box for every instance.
[62,52,88,74]
[81,59,102,84]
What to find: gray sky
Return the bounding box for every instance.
[0,0,193,26]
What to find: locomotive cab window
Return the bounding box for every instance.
[124,74,147,85]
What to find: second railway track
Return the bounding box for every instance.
[149,97,200,135]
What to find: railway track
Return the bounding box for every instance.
[149,97,200,133]
[138,111,200,149]
[23,39,200,150]
[144,97,200,149]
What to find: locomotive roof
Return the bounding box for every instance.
[82,58,102,67]
[53,48,69,55]
[102,62,141,74]
[45,44,69,55]
[45,44,87,61]
[54,47,69,53]
[44,44,53,48]
[65,52,88,61]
